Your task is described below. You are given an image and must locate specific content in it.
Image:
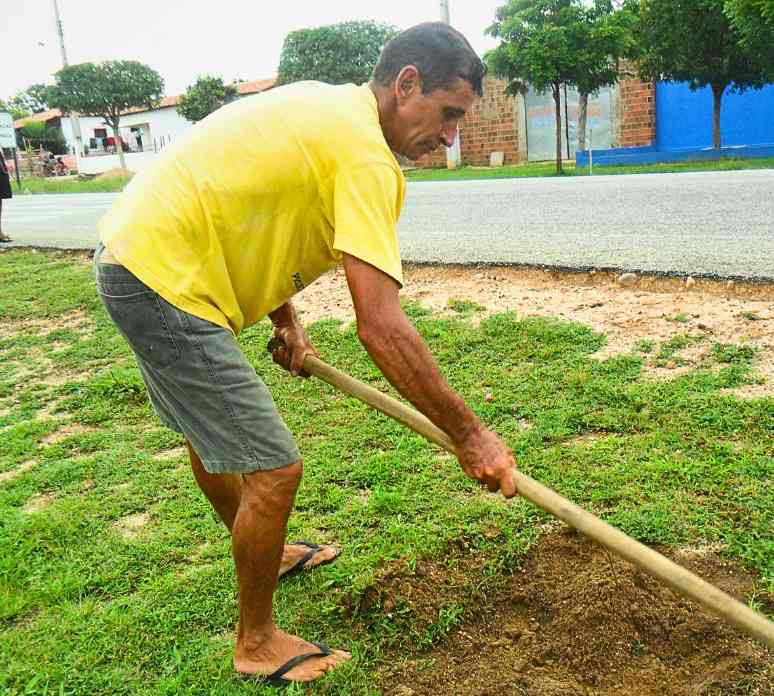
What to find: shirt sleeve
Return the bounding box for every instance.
[332,162,404,287]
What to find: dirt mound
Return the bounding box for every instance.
[95,167,134,180]
[383,530,772,696]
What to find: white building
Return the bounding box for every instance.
[14,79,275,175]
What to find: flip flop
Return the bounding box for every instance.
[240,641,333,687]
[281,541,341,579]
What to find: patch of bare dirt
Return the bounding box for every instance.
[41,423,96,445]
[292,265,774,396]
[114,512,150,538]
[23,492,56,514]
[96,167,134,180]
[0,460,37,484]
[563,432,622,447]
[37,397,66,421]
[382,530,772,696]
[0,308,93,340]
[154,446,187,461]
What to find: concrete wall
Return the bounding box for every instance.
[63,107,192,151]
[656,82,774,151]
[76,150,161,175]
[58,106,192,174]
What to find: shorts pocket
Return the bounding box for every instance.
[100,290,181,370]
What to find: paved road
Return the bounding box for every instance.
[3,170,774,279]
[3,192,118,250]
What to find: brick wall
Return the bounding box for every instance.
[615,78,656,148]
[410,75,656,167]
[414,77,525,168]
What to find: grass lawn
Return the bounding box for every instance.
[405,157,774,182]
[9,157,774,195]
[0,251,772,695]
[10,176,132,195]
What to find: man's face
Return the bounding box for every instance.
[390,68,476,160]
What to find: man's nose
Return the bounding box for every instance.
[440,123,458,147]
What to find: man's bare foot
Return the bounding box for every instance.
[278,542,340,578]
[234,628,351,683]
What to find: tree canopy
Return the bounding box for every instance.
[10,84,52,115]
[487,0,633,172]
[277,20,398,86]
[47,60,164,167]
[636,0,767,148]
[176,75,239,123]
[725,0,774,78]
[0,99,28,120]
[16,121,68,155]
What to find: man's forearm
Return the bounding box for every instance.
[268,301,299,328]
[358,315,482,446]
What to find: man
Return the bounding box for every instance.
[94,22,517,686]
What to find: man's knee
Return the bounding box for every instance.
[241,460,303,504]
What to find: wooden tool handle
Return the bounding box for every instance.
[285,349,774,649]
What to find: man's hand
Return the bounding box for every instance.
[268,301,318,377]
[270,323,318,377]
[454,426,518,498]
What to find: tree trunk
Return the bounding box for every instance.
[711,83,725,150]
[553,83,563,175]
[111,122,127,170]
[578,93,589,151]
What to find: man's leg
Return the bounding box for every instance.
[187,442,242,529]
[187,442,339,575]
[231,460,350,681]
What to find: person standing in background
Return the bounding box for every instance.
[0,148,12,242]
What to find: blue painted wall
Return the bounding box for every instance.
[655,82,774,151]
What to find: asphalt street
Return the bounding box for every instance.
[3,170,773,279]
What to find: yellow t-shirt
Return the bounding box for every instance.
[98,82,405,334]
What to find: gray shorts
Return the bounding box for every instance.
[93,243,300,474]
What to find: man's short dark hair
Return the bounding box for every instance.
[373,22,486,97]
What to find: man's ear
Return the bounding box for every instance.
[394,65,421,105]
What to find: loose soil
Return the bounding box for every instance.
[95,167,134,180]
[293,265,774,397]
[114,511,150,538]
[381,529,772,696]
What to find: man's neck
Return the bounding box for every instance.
[368,80,397,152]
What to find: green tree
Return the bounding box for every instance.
[636,0,767,149]
[17,121,67,155]
[0,98,30,120]
[575,1,639,150]
[176,75,239,123]
[10,84,52,114]
[725,0,774,78]
[277,20,398,86]
[488,0,631,173]
[48,60,164,169]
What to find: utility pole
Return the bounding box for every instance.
[440,0,462,169]
[53,0,69,65]
[52,0,83,167]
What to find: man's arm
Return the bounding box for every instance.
[342,254,517,498]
